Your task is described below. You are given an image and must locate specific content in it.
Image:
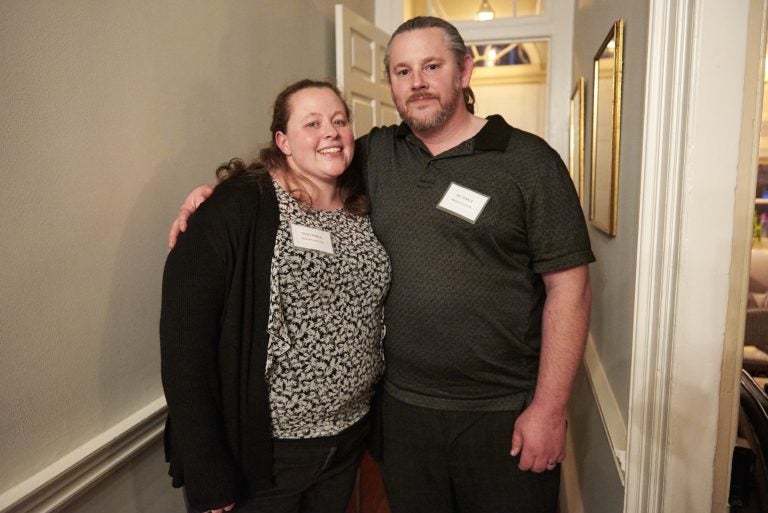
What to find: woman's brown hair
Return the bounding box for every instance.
[216,79,369,215]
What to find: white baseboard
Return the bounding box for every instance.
[582,334,628,484]
[0,396,167,513]
[560,424,584,513]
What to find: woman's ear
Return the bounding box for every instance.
[275,131,291,157]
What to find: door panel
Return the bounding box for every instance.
[336,8,395,512]
[335,4,397,136]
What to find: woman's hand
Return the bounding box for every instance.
[206,502,236,513]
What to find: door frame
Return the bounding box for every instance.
[626,0,760,512]
[713,0,768,511]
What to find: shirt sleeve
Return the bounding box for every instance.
[160,179,249,509]
[526,148,595,274]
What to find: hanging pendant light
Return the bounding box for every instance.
[476,0,495,21]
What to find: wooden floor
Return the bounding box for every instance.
[346,452,391,513]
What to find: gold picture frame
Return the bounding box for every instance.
[569,77,586,203]
[589,19,624,236]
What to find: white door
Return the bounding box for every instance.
[335,4,398,137]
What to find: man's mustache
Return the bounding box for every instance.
[407,93,438,104]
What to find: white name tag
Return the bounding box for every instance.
[436,182,490,224]
[290,223,335,254]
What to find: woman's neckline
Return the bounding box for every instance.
[271,176,344,214]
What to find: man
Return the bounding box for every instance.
[170,16,593,513]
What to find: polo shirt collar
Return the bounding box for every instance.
[395,114,512,153]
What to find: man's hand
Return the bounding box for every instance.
[510,402,566,473]
[509,264,589,473]
[168,185,214,249]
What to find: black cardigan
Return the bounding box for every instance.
[160,174,279,511]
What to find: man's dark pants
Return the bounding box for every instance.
[380,391,560,513]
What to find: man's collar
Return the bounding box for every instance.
[395,121,413,139]
[473,115,512,151]
[396,114,511,152]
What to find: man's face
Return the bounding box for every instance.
[387,28,471,132]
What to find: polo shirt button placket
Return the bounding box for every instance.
[417,159,437,188]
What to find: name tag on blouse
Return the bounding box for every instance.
[290,223,335,254]
[437,182,490,224]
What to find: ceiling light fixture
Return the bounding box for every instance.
[476,0,495,21]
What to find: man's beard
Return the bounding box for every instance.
[396,81,462,132]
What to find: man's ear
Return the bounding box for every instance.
[275,131,291,156]
[460,53,474,89]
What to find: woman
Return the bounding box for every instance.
[160,79,390,513]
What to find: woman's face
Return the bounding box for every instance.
[275,87,355,186]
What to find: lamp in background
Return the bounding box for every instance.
[476,0,495,21]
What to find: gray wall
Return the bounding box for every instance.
[575,0,649,423]
[58,439,185,513]
[0,0,373,507]
[568,368,625,511]
[568,0,650,511]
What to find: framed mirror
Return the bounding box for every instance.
[589,19,624,236]
[569,77,585,203]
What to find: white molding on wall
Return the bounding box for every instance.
[582,335,628,484]
[623,0,694,512]
[560,423,585,513]
[0,397,167,513]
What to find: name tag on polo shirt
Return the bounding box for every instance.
[290,223,335,254]
[436,182,490,224]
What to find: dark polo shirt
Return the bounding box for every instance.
[354,115,595,411]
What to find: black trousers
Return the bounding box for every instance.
[379,391,560,513]
[184,416,368,513]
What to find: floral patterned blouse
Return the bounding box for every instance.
[266,180,391,438]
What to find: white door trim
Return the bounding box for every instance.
[624,1,695,511]
[713,0,768,511]
[452,0,573,159]
[626,1,753,512]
